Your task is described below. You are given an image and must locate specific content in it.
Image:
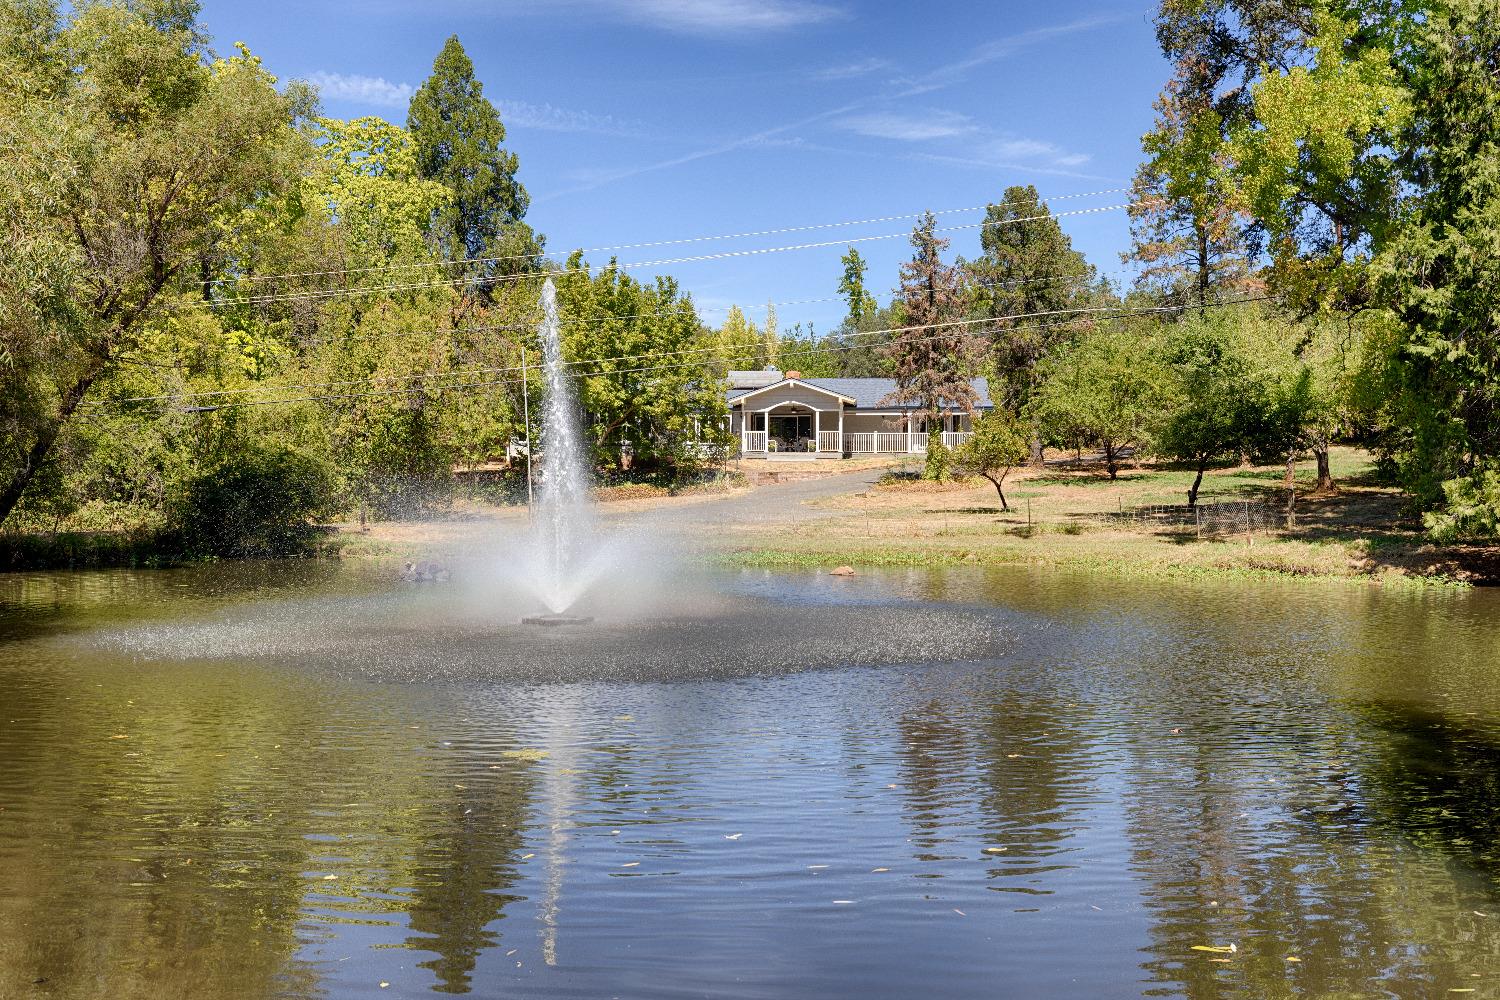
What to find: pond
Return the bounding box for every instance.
[2,561,1499,998]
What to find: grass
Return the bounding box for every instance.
[707,447,1496,588]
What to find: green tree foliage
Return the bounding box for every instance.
[554,255,728,472]
[953,409,1030,511]
[1126,77,1260,308]
[884,213,981,478]
[309,116,451,272]
[970,184,1102,464]
[169,443,335,557]
[1373,0,1500,532]
[0,0,312,529]
[407,35,539,274]
[1031,323,1171,480]
[838,246,878,324]
[1153,309,1282,506]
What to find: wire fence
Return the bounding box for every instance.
[1099,496,1291,538]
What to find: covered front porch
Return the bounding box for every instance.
[732,405,973,459]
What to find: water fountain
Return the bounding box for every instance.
[522,278,596,625]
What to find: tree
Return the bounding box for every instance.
[971,185,1099,465]
[1374,0,1500,532]
[1031,323,1171,480]
[953,409,1030,511]
[711,306,766,371]
[308,117,451,273]
[883,213,981,479]
[407,35,537,273]
[1153,309,1278,506]
[554,255,728,472]
[0,1,312,530]
[838,246,878,324]
[1126,84,1260,309]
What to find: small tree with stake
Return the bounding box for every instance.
[953,409,1030,512]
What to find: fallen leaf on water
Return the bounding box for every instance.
[506,950,517,956]
[110,735,129,740]
[832,900,854,905]
[983,847,1007,855]
[1286,957,1301,963]
[1191,945,1237,954]
[1091,906,1102,911]
[1006,753,1023,759]
[871,868,890,873]
[953,909,966,916]
[1210,958,1232,963]
[454,784,466,789]
[725,833,742,840]
[379,982,389,988]
[621,862,639,868]
[321,874,338,881]
[615,715,634,722]
[807,865,829,870]
[521,853,535,860]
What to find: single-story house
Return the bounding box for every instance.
[727,367,993,459]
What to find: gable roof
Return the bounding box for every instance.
[727,376,993,411]
[727,378,856,405]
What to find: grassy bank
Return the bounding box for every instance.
[701,448,1497,588]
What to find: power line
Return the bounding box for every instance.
[291,267,1137,352]
[95,298,1166,407]
[97,296,1269,413]
[217,186,1131,286]
[192,204,1130,310]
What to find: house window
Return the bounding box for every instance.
[751,413,766,431]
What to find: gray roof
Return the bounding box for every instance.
[727,376,993,410]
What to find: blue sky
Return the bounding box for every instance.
[200,0,1169,334]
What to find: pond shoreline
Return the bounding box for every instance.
[5,449,1497,587]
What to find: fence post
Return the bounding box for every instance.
[1244,499,1252,547]
[1195,504,1201,540]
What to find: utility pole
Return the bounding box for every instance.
[521,345,535,510]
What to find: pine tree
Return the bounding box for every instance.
[883,213,980,477]
[407,35,536,271]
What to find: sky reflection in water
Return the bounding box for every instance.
[2,563,1500,998]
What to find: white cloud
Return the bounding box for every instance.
[306,73,639,135]
[987,138,1059,160]
[501,0,843,35]
[982,137,1091,168]
[815,57,893,81]
[628,0,841,32]
[839,111,977,142]
[496,100,643,136]
[307,71,413,109]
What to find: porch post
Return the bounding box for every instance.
[838,406,844,456]
[814,407,821,453]
[906,413,913,453]
[739,407,747,454]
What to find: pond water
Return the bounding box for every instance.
[2,561,1500,998]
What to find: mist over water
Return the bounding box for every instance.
[522,278,605,614]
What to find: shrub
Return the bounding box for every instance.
[169,445,336,558]
[1424,467,1500,543]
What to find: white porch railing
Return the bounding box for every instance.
[817,430,840,453]
[841,430,974,454]
[743,430,768,453]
